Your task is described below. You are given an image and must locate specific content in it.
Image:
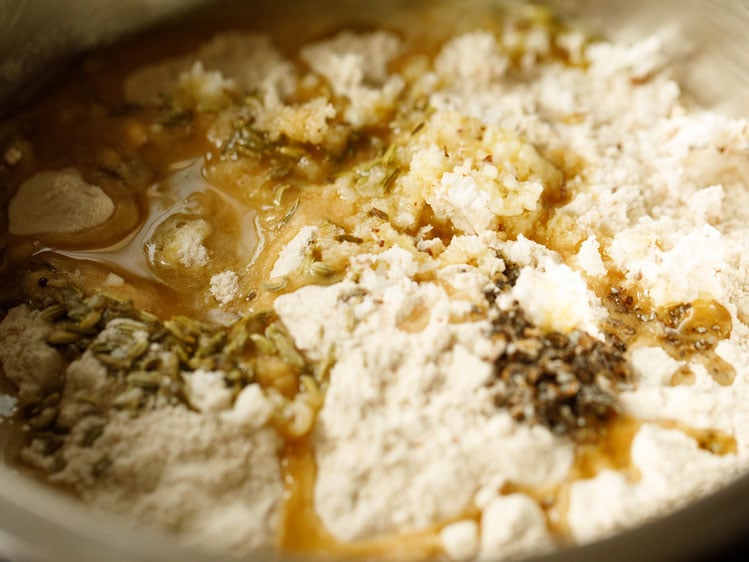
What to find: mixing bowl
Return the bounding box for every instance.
[1,1,748,561]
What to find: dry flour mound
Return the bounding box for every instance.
[26,406,284,554]
[0,306,285,556]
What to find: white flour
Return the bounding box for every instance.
[275,248,574,541]
[2,8,749,562]
[43,405,284,554]
[276,23,749,559]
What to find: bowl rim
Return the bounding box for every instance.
[1,1,749,561]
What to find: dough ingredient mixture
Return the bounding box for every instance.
[1,1,749,560]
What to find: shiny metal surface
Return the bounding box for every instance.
[0,1,748,561]
[548,0,749,117]
[0,0,213,112]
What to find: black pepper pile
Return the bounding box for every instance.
[486,267,632,442]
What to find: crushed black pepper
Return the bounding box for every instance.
[490,304,631,442]
[484,258,521,303]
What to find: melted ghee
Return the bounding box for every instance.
[498,415,737,538]
[597,275,736,387]
[279,438,448,560]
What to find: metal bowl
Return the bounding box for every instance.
[1,1,748,561]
